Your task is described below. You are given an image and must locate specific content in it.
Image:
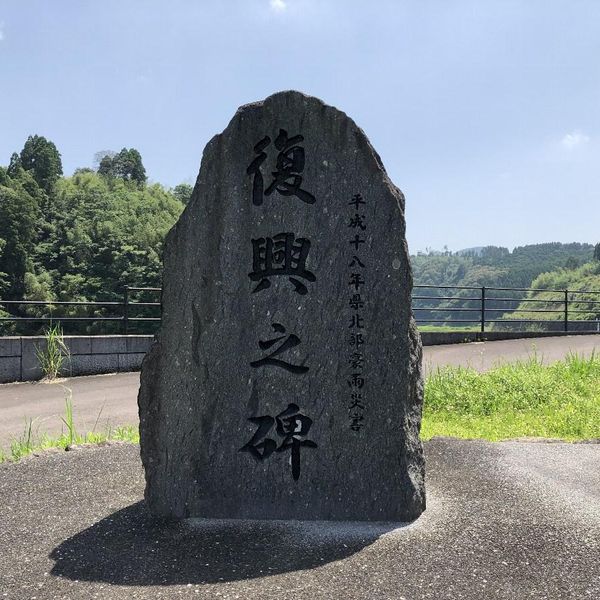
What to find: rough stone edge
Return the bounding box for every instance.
[175,90,408,245]
[404,317,426,518]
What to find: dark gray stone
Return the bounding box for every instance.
[139,91,425,522]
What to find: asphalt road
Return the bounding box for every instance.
[0,372,140,450]
[0,334,599,449]
[422,333,600,372]
[0,438,597,599]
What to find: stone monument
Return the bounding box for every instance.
[139,91,425,522]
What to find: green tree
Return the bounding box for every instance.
[97,148,146,186]
[0,172,40,298]
[508,260,600,328]
[0,152,186,333]
[565,256,580,270]
[172,183,193,205]
[40,172,182,299]
[94,150,116,169]
[19,135,63,193]
[594,243,600,261]
[7,153,21,178]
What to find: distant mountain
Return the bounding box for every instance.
[411,242,594,289]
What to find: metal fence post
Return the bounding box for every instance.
[123,285,129,335]
[480,286,486,333]
[564,289,568,332]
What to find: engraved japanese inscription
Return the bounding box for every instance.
[243,129,317,479]
[138,91,426,522]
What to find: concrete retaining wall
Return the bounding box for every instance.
[0,331,597,383]
[0,335,154,383]
[419,330,598,346]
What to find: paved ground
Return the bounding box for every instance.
[422,333,600,373]
[1,334,599,449]
[0,438,597,599]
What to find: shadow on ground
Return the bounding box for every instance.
[50,501,406,585]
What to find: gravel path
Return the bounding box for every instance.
[0,439,598,599]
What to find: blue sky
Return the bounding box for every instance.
[1,1,599,253]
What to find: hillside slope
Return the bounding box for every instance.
[505,261,600,331]
[411,243,596,327]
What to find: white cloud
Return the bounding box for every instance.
[0,22,4,41]
[270,0,287,12]
[561,130,590,150]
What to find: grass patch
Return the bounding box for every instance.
[3,353,598,462]
[2,424,139,463]
[1,393,139,464]
[422,352,600,441]
[36,323,69,380]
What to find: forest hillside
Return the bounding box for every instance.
[1,135,598,333]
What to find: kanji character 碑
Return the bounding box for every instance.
[274,403,318,480]
[239,403,317,480]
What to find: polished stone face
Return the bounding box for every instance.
[138,90,425,522]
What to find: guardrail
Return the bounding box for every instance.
[0,284,599,335]
[413,284,600,332]
[0,286,161,335]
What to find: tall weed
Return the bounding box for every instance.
[36,323,69,380]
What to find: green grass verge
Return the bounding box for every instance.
[2,353,598,463]
[0,394,139,463]
[421,352,600,441]
[0,424,139,463]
